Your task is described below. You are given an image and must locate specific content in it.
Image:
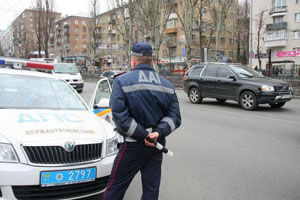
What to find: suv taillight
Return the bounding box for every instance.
[183,76,186,82]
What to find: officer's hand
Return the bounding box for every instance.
[144,132,159,147]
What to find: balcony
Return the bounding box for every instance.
[264,30,287,48]
[166,27,178,34]
[269,6,287,17]
[266,22,287,31]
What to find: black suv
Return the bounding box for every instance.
[183,63,293,110]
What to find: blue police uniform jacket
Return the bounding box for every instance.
[110,63,181,142]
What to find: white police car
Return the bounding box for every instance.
[0,58,118,200]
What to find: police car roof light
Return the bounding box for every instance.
[0,57,54,70]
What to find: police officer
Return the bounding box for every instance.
[103,42,181,200]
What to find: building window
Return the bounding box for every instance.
[170,48,176,57]
[75,35,79,40]
[83,27,86,33]
[229,25,234,32]
[294,31,300,39]
[201,8,207,15]
[166,19,177,29]
[75,20,79,25]
[191,49,196,56]
[221,37,226,44]
[83,44,87,48]
[22,13,26,18]
[297,0,300,3]
[295,13,300,22]
[117,34,120,41]
[229,51,233,59]
[192,34,196,41]
[220,51,225,56]
[273,16,283,23]
[163,50,168,58]
[230,12,234,19]
[83,35,86,40]
[75,27,79,33]
[201,21,206,30]
[82,20,86,26]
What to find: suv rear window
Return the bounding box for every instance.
[189,66,204,76]
[203,65,217,77]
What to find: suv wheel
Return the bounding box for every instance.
[269,102,285,108]
[189,87,203,104]
[239,91,258,111]
[216,98,226,103]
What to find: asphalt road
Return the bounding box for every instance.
[81,82,300,200]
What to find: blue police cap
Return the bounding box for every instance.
[131,42,153,57]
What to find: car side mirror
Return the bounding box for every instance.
[94,98,110,109]
[227,74,236,81]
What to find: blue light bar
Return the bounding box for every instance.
[0,59,5,65]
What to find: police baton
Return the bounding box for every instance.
[146,137,174,157]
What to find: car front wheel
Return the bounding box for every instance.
[269,102,285,108]
[239,91,258,111]
[189,87,203,104]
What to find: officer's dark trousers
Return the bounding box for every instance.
[103,141,163,200]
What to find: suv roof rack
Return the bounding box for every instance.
[0,57,54,70]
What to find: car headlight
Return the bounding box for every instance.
[0,143,18,163]
[107,136,119,156]
[261,85,274,92]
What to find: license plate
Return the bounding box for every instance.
[71,84,77,88]
[41,167,96,187]
[282,94,292,99]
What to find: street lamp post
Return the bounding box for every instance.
[249,0,253,68]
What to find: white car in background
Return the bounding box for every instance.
[0,67,118,200]
[52,63,84,93]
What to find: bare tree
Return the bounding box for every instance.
[169,0,200,69]
[0,42,3,56]
[33,0,56,58]
[196,0,210,58]
[134,0,172,70]
[210,0,233,61]
[255,9,267,71]
[111,0,135,68]
[12,23,33,58]
[237,0,249,64]
[89,0,99,66]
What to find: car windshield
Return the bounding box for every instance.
[0,74,87,110]
[230,66,264,78]
[53,63,79,74]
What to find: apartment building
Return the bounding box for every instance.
[1,26,14,57]
[251,0,300,76]
[159,0,238,72]
[12,9,61,58]
[54,16,91,61]
[93,0,238,71]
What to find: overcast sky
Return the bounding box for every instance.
[0,0,110,31]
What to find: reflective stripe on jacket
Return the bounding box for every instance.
[109,63,181,142]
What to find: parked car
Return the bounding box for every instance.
[183,63,293,111]
[100,70,125,79]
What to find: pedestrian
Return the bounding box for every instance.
[103,42,181,200]
[254,65,258,71]
[275,66,279,78]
